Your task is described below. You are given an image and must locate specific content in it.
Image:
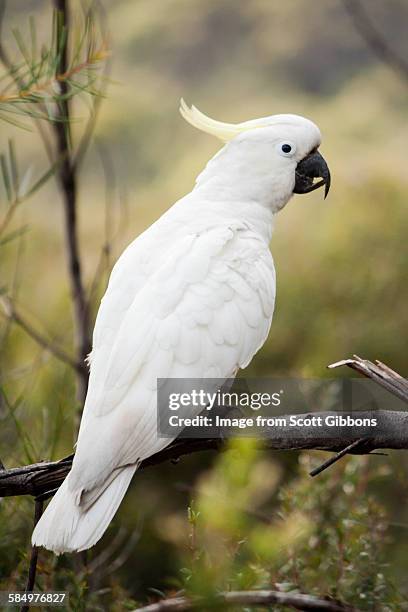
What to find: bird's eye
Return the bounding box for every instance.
[277,141,296,157]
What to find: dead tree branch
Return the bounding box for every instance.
[328,355,408,403]
[132,590,358,612]
[0,357,406,501]
[309,437,365,477]
[342,0,408,84]
[1,408,407,500]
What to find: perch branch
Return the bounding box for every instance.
[132,590,358,612]
[1,409,408,500]
[0,357,406,500]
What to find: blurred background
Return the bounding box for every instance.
[0,0,407,609]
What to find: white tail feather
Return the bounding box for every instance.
[32,464,137,553]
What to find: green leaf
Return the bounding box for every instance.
[8,139,19,197]
[24,159,61,199]
[29,15,37,68]
[0,111,32,131]
[0,59,26,84]
[12,28,32,72]
[0,153,12,203]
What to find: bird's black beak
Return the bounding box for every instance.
[293,150,331,199]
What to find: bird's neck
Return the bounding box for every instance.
[175,194,275,245]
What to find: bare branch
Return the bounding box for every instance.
[132,590,358,612]
[0,357,406,499]
[21,499,43,612]
[341,0,408,84]
[309,437,365,477]
[1,409,408,500]
[0,296,81,372]
[52,0,91,407]
[328,355,408,403]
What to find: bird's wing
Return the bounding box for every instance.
[87,228,160,369]
[70,225,275,496]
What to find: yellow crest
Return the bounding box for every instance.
[180,98,256,143]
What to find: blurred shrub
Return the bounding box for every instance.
[162,441,405,610]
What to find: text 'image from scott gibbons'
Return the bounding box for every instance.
[157,377,405,439]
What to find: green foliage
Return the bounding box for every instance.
[0,500,138,611]
[276,455,404,610]
[171,443,405,610]
[0,5,109,242]
[0,9,108,127]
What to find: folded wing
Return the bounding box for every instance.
[70,225,275,499]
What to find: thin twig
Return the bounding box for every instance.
[309,437,365,477]
[20,499,44,612]
[0,296,81,372]
[341,0,408,84]
[132,590,358,612]
[0,200,20,237]
[102,529,141,576]
[87,527,129,575]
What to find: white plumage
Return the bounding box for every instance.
[32,102,327,553]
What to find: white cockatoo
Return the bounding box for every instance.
[32,101,330,553]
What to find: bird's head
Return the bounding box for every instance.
[180,100,331,213]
